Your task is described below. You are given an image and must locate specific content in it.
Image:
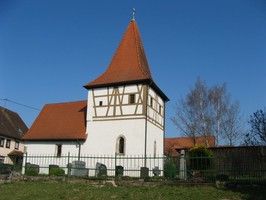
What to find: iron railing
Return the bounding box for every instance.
[1,153,265,183]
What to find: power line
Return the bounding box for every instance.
[0,98,41,111]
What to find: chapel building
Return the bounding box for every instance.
[23,18,168,173]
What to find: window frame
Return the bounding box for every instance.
[56,144,62,157]
[150,97,153,108]
[99,101,103,106]
[129,94,135,104]
[0,156,4,164]
[6,139,11,149]
[0,138,4,147]
[116,135,126,156]
[15,141,19,150]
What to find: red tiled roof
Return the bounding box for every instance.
[23,100,87,141]
[164,136,215,156]
[84,20,152,89]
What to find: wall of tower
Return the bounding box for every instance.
[85,84,165,157]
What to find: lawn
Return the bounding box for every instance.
[0,182,265,200]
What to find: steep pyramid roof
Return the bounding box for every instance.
[84,19,152,88]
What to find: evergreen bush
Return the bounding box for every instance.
[188,145,213,171]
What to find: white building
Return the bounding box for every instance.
[23,19,169,176]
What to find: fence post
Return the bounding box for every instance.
[67,152,70,177]
[115,153,117,178]
[23,152,28,174]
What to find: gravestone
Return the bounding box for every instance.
[115,165,124,176]
[71,161,88,177]
[152,166,161,176]
[179,149,187,180]
[140,167,149,179]
[95,162,107,178]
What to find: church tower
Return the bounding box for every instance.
[83,18,169,158]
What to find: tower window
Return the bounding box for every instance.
[150,97,153,108]
[159,105,162,114]
[99,101,103,106]
[129,94,135,104]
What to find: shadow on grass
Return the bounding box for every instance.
[225,183,266,200]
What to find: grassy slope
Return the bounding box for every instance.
[0,182,265,200]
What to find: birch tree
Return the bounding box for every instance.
[171,78,242,146]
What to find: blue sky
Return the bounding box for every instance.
[1,0,266,139]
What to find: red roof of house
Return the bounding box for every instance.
[84,20,169,101]
[23,100,87,141]
[164,136,215,156]
[8,150,24,156]
[0,106,28,139]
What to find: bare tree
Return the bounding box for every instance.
[187,79,212,146]
[172,78,242,146]
[244,109,266,146]
[222,101,242,146]
[172,99,199,145]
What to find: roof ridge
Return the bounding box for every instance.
[132,21,151,80]
[45,100,87,105]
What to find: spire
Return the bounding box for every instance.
[132,8,136,21]
[84,20,153,89]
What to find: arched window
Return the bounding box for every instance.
[116,135,126,155]
[119,137,124,154]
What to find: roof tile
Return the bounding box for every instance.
[23,100,87,140]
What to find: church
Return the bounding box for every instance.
[23,17,169,174]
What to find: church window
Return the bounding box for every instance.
[116,135,126,155]
[119,138,124,153]
[99,101,103,106]
[129,94,135,104]
[56,144,62,157]
[150,97,153,108]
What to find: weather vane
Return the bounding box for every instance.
[132,8,136,21]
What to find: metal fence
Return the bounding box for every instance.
[22,153,164,178]
[1,153,266,183]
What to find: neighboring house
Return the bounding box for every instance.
[0,106,28,165]
[164,136,215,156]
[23,18,169,174]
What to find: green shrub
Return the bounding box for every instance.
[25,167,39,176]
[164,159,177,179]
[0,164,14,174]
[188,145,213,171]
[49,168,65,176]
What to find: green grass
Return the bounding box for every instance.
[0,182,265,200]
